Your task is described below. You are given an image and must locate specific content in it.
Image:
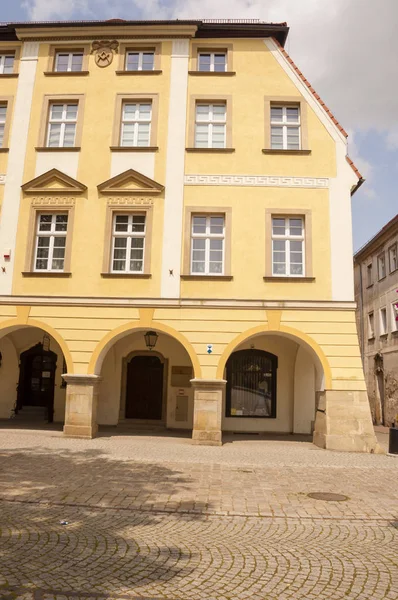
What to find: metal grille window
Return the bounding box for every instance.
[0,54,15,74]
[272,217,304,276]
[0,104,6,147]
[191,215,225,275]
[47,103,78,147]
[55,52,83,72]
[270,105,300,150]
[111,214,146,273]
[195,103,226,148]
[34,214,68,272]
[121,102,152,147]
[126,51,155,71]
[198,52,227,72]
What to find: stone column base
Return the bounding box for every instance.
[313,390,383,453]
[63,374,101,439]
[191,379,226,446]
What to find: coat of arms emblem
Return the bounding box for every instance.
[91,40,119,68]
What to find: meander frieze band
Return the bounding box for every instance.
[107,198,155,206]
[184,175,329,188]
[31,197,76,206]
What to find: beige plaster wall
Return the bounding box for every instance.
[0,336,19,418]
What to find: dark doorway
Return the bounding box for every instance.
[16,343,58,422]
[126,355,164,420]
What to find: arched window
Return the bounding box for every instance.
[226,349,278,418]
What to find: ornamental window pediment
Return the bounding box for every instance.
[97,168,164,196]
[22,168,87,195]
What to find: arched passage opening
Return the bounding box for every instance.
[0,323,72,425]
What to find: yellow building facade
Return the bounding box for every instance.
[0,19,379,451]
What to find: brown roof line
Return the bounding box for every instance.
[346,156,363,181]
[354,213,398,259]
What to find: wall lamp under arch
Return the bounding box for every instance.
[144,330,158,351]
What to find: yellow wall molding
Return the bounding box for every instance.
[139,308,155,327]
[88,320,202,378]
[266,309,282,331]
[16,305,31,324]
[216,323,332,387]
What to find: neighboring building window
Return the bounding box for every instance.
[125,51,154,71]
[272,217,304,276]
[111,214,146,273]
[380,307,387,336]
[368,312,374,339]
[195,103,226,148]
[389,244,397,273]
[270,105,300,150]
[198,52,227,72]
[47,103,78,147]
[191,215,224,275]
[0,104,6,147]
[0,53,15,74]
[34,214,68,272]
[366,262,373,286]
[55,52,83,72]
[392,302,398,332]
[120,102,152,147]
[226,349,277,418]
[377,253,386,280]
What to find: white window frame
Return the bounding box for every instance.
[46,102,78,148]
[120,102,152,147]
[0,104,6,147]
[368,312,375,339]
[198,51,227,72]
[190,214,225,275]
[125,51,155,71]
[391,302,398,333]
[388,244,397,273]
[194,103,226,148]
[34,213,68,272]
[111,213,146,273]
[270,105,301,150]
[0,53,15,74]
[272,217,305,277]
[55,51,84,72]
[377,253,386,280]
[379,307,387,336]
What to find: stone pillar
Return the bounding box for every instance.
[313,390,383,453]
[63,374,101,439]
[191,379,226,446]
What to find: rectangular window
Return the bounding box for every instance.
[195,103,226,148]
[366,262,373,286]
[272,217,304,276]
[392,302,398,333]
[126,51,154,71]
[368,312,374,339]
[111,214,146,273]
[380,307,387,336]
[34,214,68,272]
[55,52,83,72]
[0,53,15,74]
[120,102,152,147]
[46,103,78,147]
[378,253,386,280]
[198,52,227,72]
[191,215,225,275]
[389,244,397,273]
[270,105,300,150]
[0,104,6,147]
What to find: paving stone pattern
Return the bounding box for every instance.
[0,428,397,600]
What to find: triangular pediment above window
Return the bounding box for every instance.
[22,169,87,194]
[97,169,164,195]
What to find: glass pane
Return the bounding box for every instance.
[290,240,303,252]
[192,250,205,261]
[130,249,144,260]
[35,258,48,270]
[66,104,78,120]
[131,237,144,249]
[228,351,274,416]
[113,260,125,271]
[273,262,286,275]
[196,104,210,121]
[121,123,135,146]
[114,238,127,249]
[192,238,206,250]
[291,263,303,275]
[212,105,226,121]
[289,219,303,236]
[273,240,286,252]
[130,260,143,272]
[71,54,83,71]
[50,104,64,120]
[214,53,226,72]
[138,104,152,119]
[287,126,300,150]
[53,237,66,248]
[210,217,224,235]
[63,123,76,147]
[132,215,146,232]
[51,259,65,270]
[271,126,283,149]
[3,56,14,74]
[192,261,205,273]
[210,238,223,251]
[0,124,4,146]
[115,216,129,232]
[0,105,6,121]
[39,215,53,231]
[137,122,150,146]
[192,217,206,234]
[273,252,286,263]
[211,124,225,148]
[123,103,137,118]
[142,53,154,70]
[271,107,283,122]
[209,262,223,273]
[286,107,299,122]
[126,53,139,70]
[37,238,50,250]
[272,218,286,236]
[56,54,69,72]
[195,124,209,147]
[198,54,211,71]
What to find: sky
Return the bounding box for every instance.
[2,0,397,251]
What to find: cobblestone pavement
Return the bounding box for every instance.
[0,427,397,600]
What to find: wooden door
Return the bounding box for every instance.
[126,355,164,420]
[17,343,57,422]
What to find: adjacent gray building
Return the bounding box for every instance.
[354,215,398,426]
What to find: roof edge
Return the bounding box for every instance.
[354,214,398,260]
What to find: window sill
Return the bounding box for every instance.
[366,283,374,289]
[115,70,162,76]
[380,333,388,338]
[368,336,375,341]
[22,271,72,277]
[101,272,151,278]
[0,73,18,78]
[181,274,233,281]
[188,70,236,77]
[186,147,235,153]
[262,149,312,155]
[263,276,315,282]
[378,276,386,282]
[35,147,81,152]
[0,148,9,153]
[43,71,89,77]
[110,146,159,152]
